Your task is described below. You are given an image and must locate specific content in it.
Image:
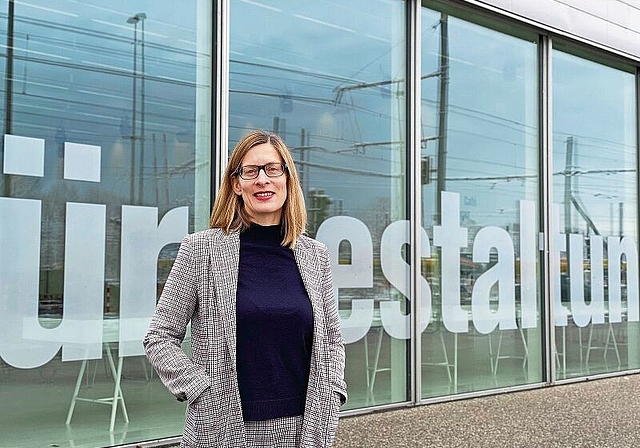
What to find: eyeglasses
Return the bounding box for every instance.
[236,163,287,180]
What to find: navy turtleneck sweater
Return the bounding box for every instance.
[236,224,314,421]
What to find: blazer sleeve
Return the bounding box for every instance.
[143,234,211,404]
[319,243,348,405]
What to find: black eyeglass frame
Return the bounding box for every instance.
[235,163,288,180]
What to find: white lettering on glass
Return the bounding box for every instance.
[433,192,469,333]
[316,216,374,344]
[0,198,52,368]
[519,200,537,328]
[2,133,640,367]
[379,220,432,339]
[471,226,516,334]
[588,235,606,325]
[569,234,604,327]
[119,205,188,357]
[551,205,570,326]
[0,134,188,369]
[0,200,105,368]
[608,236,639,322]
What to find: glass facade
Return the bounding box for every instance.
[0,1,640,447]
[0,1,211,447]
[552,48,639,379]
[229,0,409,410]
[420,8,541,398]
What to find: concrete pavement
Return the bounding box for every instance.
[334,374,640,447]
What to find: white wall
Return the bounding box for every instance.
[467,0,640,60]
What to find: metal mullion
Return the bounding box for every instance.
[636,65,640,369]
[539,34,555,384]
[214,0,230,198]
[407,0,422,406]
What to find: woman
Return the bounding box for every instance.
[144,130,347,448]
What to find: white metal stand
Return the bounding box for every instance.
[66,342,129,432]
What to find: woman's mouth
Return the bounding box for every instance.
[254,191,274,200]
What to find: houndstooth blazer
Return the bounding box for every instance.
[144,228,347,448]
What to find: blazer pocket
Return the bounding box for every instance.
[183,387,213,447]
[188,386,214,424]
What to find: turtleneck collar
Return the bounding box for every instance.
[241,223,284,245]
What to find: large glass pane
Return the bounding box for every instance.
[552,50,638,379]
[0,1,212,446]
[421,7,542,398]
[229,0,408,409]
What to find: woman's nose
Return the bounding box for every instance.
[254,170,270,183]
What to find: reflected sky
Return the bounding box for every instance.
[553,50,636,237]
[421,10,538,231]
[0,0,205,209]
[230,0,407,225]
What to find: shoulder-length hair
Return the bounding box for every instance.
[209,130,307,248]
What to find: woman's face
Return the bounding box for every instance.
[232,143,288,226]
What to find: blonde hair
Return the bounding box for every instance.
[209,130,307,248]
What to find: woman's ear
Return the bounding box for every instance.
[232,177,242,195]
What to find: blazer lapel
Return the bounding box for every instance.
[209,230,240,367]
[294,238,325,357]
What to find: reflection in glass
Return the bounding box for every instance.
[552,50,638,379]
[421,7,541,398]
[0,1,211,447]
[229,0,408,409]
